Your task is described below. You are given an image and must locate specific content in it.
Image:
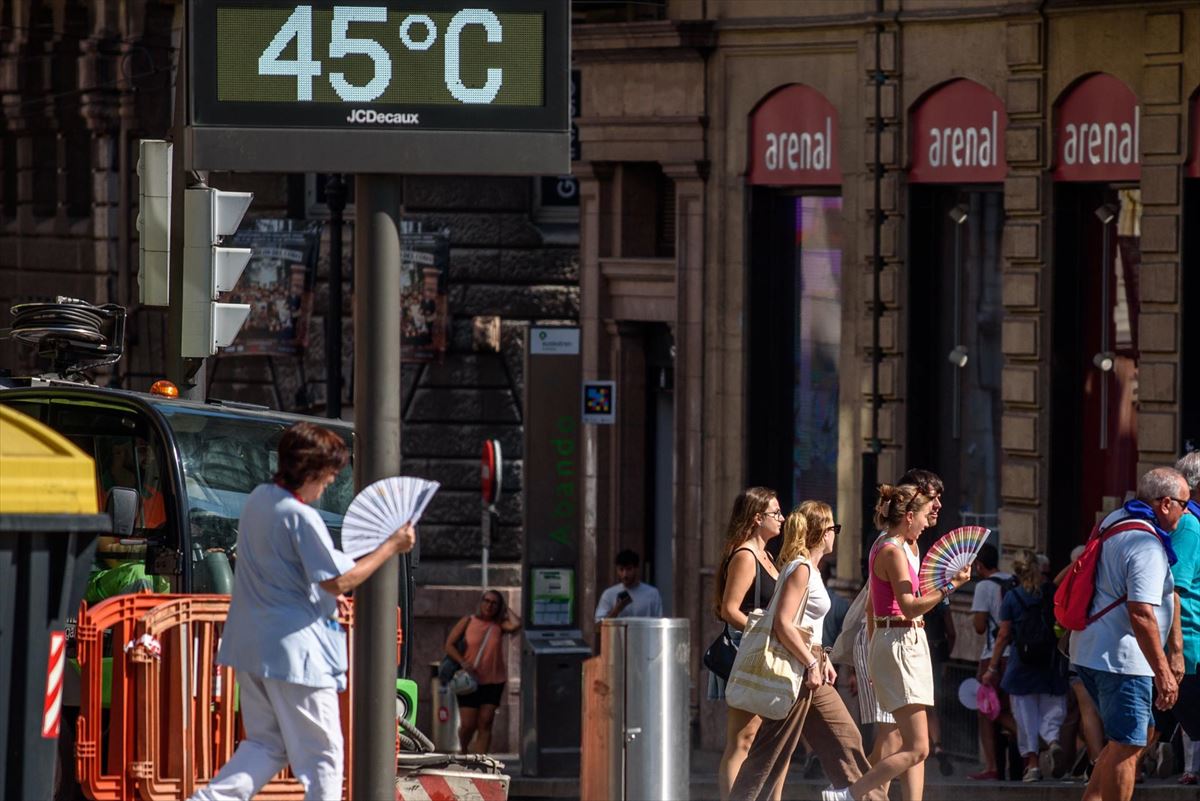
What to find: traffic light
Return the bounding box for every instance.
[180,186,253,357]
[136,140,171,306]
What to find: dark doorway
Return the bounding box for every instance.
[907,187,1004,552]
[747,188,845,516]
[1050,184,1142,567]
[1183,179,1199,455]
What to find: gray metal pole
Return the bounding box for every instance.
[165,17,204,399]
[351,174,403,798]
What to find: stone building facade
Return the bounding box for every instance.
[573,0,1199,750]
[0,0,580,752]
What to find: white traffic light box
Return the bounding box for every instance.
[136,140,172,306]
[180,186,253,357]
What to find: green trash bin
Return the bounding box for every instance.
[0,406,108,800]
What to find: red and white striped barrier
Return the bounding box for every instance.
[42,630,66,738]
[395,771,509,801]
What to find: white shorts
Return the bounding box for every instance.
[868,626,935,713]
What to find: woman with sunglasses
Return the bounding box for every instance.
[822,484,970,801]
[444,589,522,753]
[710,487,784,800]
[730,502,882,801]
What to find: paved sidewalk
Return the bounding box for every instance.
[504,751,1200,800]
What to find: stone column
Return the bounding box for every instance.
[577,161,614,645]
[1135,10,1187,473]
[998,17,1049,554]
[663,160,706,731]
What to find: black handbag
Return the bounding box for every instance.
[703,623,738,681]
[703,554,762,681]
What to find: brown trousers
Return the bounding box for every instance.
[729,682,885,801]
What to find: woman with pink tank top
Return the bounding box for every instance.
[821,484,970,801]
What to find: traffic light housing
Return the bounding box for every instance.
[136,140,172,306]
[180,186,253,357]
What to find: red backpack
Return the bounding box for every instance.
[1053,517,1155,631]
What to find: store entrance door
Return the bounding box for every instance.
[746,189,845,516]
[907,187,1004,547]
[1185,178,1199,454]
[1050,184,1142,564]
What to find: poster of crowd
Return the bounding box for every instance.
[400,225,450,362]
[220,220,322,357]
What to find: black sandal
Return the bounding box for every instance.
[934,745,954,777]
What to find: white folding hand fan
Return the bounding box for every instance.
[340,476,439,559]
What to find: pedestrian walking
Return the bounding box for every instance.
[823,484,970,801]
[189,422,416,801]
[709,487,782,801]
[1069,467,1188,801]
[1155,452,1200,753]
[1053,545,1105,781]
[968,543,1016,780]
[832,469,947,788]
[981,550,1068,781]
[728,501,882,801]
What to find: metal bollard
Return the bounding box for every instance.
[581,618,689,801]
[428,664,460,753]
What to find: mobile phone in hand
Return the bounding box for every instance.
[617,590,632,603]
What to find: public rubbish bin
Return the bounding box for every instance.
[580,617,689,801]
[520,629,591,776]
[429,662,461,753]
[0,406,107,800]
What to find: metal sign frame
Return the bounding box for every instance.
[186,0,570,174]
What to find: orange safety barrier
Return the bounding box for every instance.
[75,593,404,801]
[75,593,190,801]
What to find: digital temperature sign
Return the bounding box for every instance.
[188,0,569,174]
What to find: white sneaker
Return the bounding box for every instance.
[1022,766,1043,782]
[821,788,854,801]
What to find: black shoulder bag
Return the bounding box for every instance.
[703,552,761,681]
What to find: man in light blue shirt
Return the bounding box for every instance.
[192,424,414,801]
[1070,467,1190,801]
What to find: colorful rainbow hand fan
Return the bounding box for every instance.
[918,526,991,597]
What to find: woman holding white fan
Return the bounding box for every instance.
[190,422,416,801]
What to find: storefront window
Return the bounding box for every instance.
[908,189,1004,538]
[792,196,843,506]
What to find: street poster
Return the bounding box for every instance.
[222,219,322,357]
[400,227,450,362]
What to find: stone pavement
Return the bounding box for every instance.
[503,751,1200,800]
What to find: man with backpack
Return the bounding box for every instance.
[968,544,1016,780]
[1064,467,1189,801]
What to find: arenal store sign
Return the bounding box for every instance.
[909,79,1007,183]
[747,84,841,186]
[1053,73,1141,182]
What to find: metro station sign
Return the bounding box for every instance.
[187,0,570,174]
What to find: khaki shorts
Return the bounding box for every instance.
[868,626,934,713]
